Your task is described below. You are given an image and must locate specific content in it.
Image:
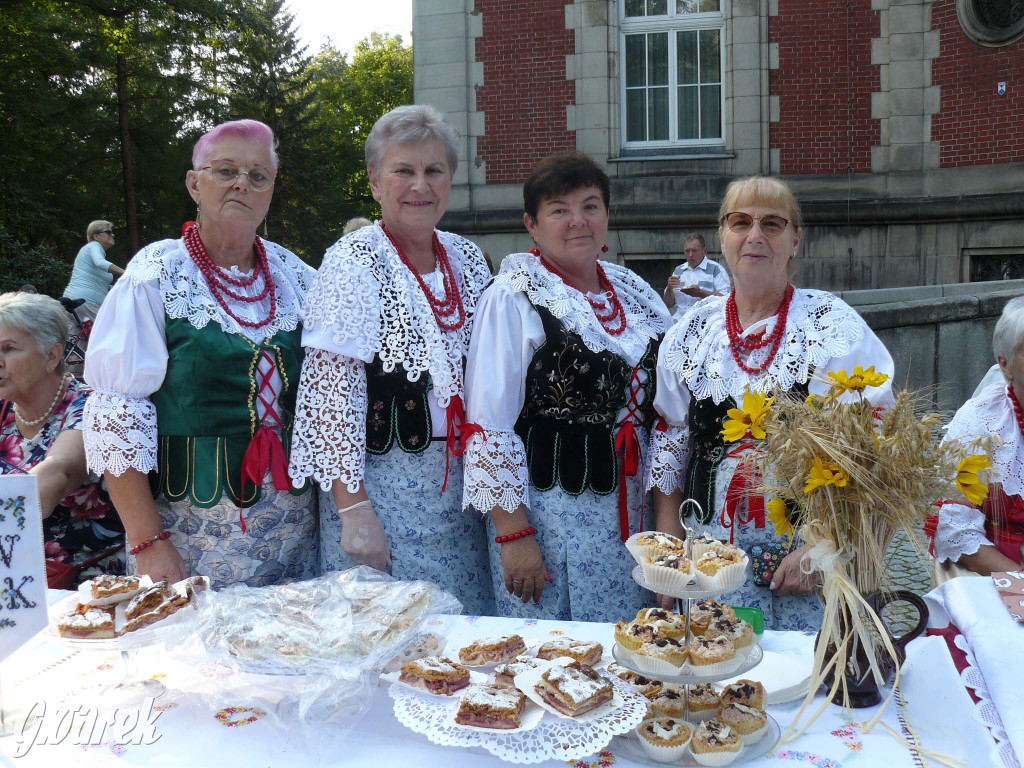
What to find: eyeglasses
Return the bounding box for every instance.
[97,230,114,236]
[721,212,790,238]
[198,163,276,191]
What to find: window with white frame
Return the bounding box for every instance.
[621,0,724,148]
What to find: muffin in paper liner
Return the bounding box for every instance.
[616,644,687,678]
[691,721,743,766]
[685,653,743,677]
[626,531,688,566]
[636,716,693,762]
[640,556,696,594]
[692,556,749,591]
[717,703,768,745]
[688,533,723,561]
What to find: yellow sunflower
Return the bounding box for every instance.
[956,454,992,507]
[722,390,774,442]
[804,456,849,493]
[766,497,795,540]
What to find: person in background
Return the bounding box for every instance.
[462,153,672,622]
[63,220,125,324]
[933,296,1024,574]
[83,119,318,589]
[649,176,894,631]
[342,217,373,235]
[0,292,123,586]
[290,104,495,615]
[663,233,730,321]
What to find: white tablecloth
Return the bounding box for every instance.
[0,595,996,767]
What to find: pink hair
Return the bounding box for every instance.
[192,119,279,170]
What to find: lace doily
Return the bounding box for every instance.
[954,632,1021,768]
[289,349,368,492]
[492,252,671,363]
[389,674,648,764]
[646,424,690,494]
[301,224,489,408]
[82,390,159,475]
[462,428,531,514]
[663,289,868,404]
[125,237,312,344]
[945,383,1022,496]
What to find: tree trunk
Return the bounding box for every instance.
[116,48,139,255]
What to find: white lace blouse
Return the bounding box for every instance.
[934,382,1023,563]
[81,237,315,477]
[647,288,895,494]
[288,223,490,493]
[462,252,672,514]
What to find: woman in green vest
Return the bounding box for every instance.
[82,119,318,589]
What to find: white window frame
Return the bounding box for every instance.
[619,2,725,150]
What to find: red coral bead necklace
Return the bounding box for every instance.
[184,225,276,330]
[531,248,627,336]
[724,283,794,374]
[382,222,466,332]
[1008,385,1024,437]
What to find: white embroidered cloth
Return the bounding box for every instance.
[82,237,314,476]
[462,252,671,513]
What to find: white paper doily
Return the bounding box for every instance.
[390,673,649,763]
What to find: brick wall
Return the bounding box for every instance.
[769,0,878,175]
[931,1,1024,167]
[475,0,576,184]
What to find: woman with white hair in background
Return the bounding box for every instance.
[290,104,495,614]
[62,219,125,323]
[932,295,1024,574]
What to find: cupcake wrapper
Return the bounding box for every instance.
[686,653,743,677]
[636,730,692,763]
[736,722,768,745]
[641,562,697,594]
[626,532,687,566]
[691,746,743,766]
[617,644,687,677]
[693,558,749,591]
[685,706,719,723]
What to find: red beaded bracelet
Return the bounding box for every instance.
[128,531,172,556]
[494,526,537,544]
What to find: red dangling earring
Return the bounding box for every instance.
[601,245,609,253]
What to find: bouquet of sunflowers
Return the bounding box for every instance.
[736,365,994,736]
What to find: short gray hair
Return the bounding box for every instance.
[0,292,70,373]
[993,295,1024,373]
[364,104,460,175]
[86,220,114,242]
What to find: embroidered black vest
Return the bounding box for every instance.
[364,357,433,455]
[684,379,810,524]
[514,305,661,496]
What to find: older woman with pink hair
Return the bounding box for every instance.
[82,119,318,589]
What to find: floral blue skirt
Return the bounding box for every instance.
[137,480,318,590]
[320,442,495,616]
[485,470,651,624]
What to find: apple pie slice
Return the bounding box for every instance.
[454,684,527,729]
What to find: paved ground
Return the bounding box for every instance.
[878,524,933,636]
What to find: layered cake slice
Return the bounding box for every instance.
[454,684,527,729]
[458,634,527,665]
[535,637,603,666]
[399,656,471,695]
[57,604,116,639]
[533,662,613,717]
[492,655,546,688]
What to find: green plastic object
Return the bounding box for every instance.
[732,606,765,635]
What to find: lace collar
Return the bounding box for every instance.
[946,383,1024,497]
[661,288,867,403]
[301,223,491,407]
[126,237,313,344]
[493,252,671,361]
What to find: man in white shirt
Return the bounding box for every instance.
[663,233,731,319]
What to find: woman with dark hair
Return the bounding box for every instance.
[290,104,495,615]
[462,153,672,622]
[83,119,317,589]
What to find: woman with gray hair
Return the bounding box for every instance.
[290,104,494,614]
[62,220,125,322]
[0,292,123,585]
[932,295,1024,574]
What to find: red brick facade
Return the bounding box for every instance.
[931,1,1024,167]
[769,1,879,175]
[474,0,576,184]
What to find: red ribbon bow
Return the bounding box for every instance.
[239,425,292,533]
[615,421,642,542]
[442,395,486,492]
[720,442,766,543]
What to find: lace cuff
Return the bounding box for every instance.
[933,500,992,563]
[646,424,690,494]
[289,349,367,493]
[462,428,530,514]
[82,390,158,476]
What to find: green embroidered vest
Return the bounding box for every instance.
[149,316,305,508]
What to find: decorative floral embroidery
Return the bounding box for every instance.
[214,706,266,727]
[77,741,126,756]
[566,749,615,767]
[774,750,841,767]
[548,629,564,635]
[831,721,864,751]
